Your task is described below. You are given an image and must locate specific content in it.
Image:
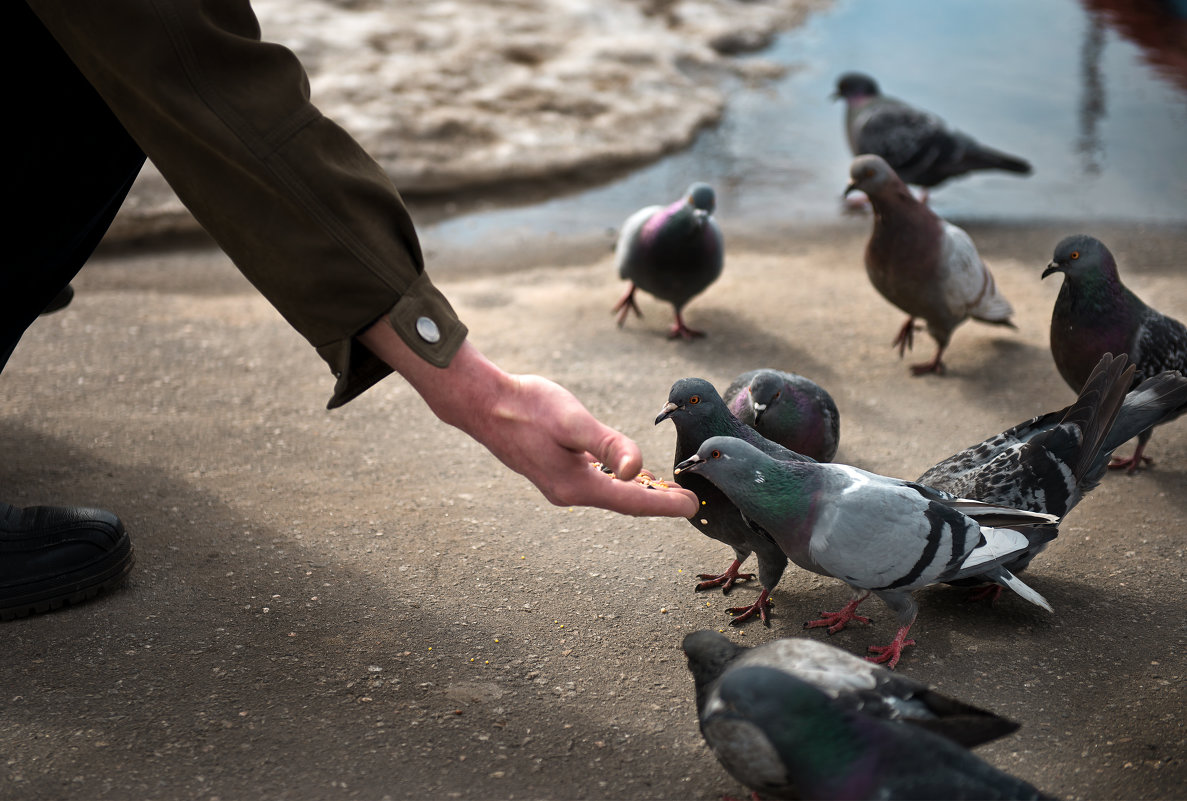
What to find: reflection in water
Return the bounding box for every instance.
[1084,0,1187,95]
[1078,14,1107,174]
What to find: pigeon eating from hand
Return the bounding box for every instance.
[846,154,1015,375]
[676,437,1058,669]
[833,72,1032,194]
[682,630,1021,750]
[656,377,814,625]
[920,353,1187,596]
[723,368,840,462]
[1043,235,1187,471]
[612,182,724,340]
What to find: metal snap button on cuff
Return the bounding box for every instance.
[415,316,441,344]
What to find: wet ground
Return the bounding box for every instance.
[416,0,1187,272]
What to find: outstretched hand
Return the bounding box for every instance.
[360,324,697,518]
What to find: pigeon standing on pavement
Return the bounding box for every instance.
[833,72,1032,193]
[676,437,1058,668]
[656,378,812,625]
[612,182,724,340]
[690,662,1053,800]
[1043,235,1187,471]
[920,353,1187,592]
[846,154,1015,375]
[723,368,840,462]
[682,630,1020,750]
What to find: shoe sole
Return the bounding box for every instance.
[0,534,135,621]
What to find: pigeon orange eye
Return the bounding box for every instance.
[1070,251,1080,260]
[710,449,722,459]
[689,396,700,404]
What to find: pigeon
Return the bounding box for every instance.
[833,72,1032,193]
[723,369,840,462]
[691,662,1053,800]
[612,182,724,340]
[846,154,1015,375]
[682,630,1020,750]
[1043,235,1187,471]
[920,353,1187,593]
[675,437,1058,668]
[656,378,812,625]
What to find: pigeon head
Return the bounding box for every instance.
[682,630,745,696]
[844,154,901,198]
[742,372,787,425]
[833,72,880,103]
[655,377,729,426]
[675,436,767,480]
[1042,234,1117,283]
[683,182,717,226]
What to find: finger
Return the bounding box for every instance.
[568,465,698,517]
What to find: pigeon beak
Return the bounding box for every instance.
[752,402,767,425]
[655,401,679,425]
[673,453,705,475]
[1041,261,1062,279]
[843,181,858,197]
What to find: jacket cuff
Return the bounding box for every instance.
[318,272,468,409]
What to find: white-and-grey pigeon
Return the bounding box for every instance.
[613,182,724,340]
[846,154,1015,375]
[833,72,1032,193]
[682,630,1020,750]
[656,377,813,625]
[723,368,840,462]
[1043,235,1187,471]
[675,437,1058,668]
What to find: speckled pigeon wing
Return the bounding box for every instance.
[1134,306,1187,380]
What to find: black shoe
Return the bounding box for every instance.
[39,284,75,315]
[1,503,134,620]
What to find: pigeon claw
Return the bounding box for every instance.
[892,317,917,357]
[803,593,872,634]
[1107,445,1153,473]
[668,312,706,340]
[966,583,1004,604]
[695,559,756,595]
[726,590,772,627]
[612,285,643,327]
[865,622,917,670]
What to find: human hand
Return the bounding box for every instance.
[359,325,697,518]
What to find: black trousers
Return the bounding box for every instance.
[1,2,146,372]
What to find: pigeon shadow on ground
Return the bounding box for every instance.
[655,305,840,389]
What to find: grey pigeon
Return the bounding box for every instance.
[723,368,840,461]
[1044,235,1187,471]
[691,662,1053,800]
[920,353,1187,594]
[833,72,1032,192]
[676,437,1058,668]
[612,182,724,340]
[846,154,1015,375]
[682,630,1020,750]
[656,377,812,625]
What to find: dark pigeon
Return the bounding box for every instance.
[723,368,840,462]
[846,154,1015,375]
[676,437,1058,668]
[1043,234,1187,471]
[613,182,724,340]
[692,662,1054,800]
[656,378,812,625]
[682,630,1020,750]
[833,72,1032,192]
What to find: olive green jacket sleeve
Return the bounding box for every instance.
[28,0,467,408]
